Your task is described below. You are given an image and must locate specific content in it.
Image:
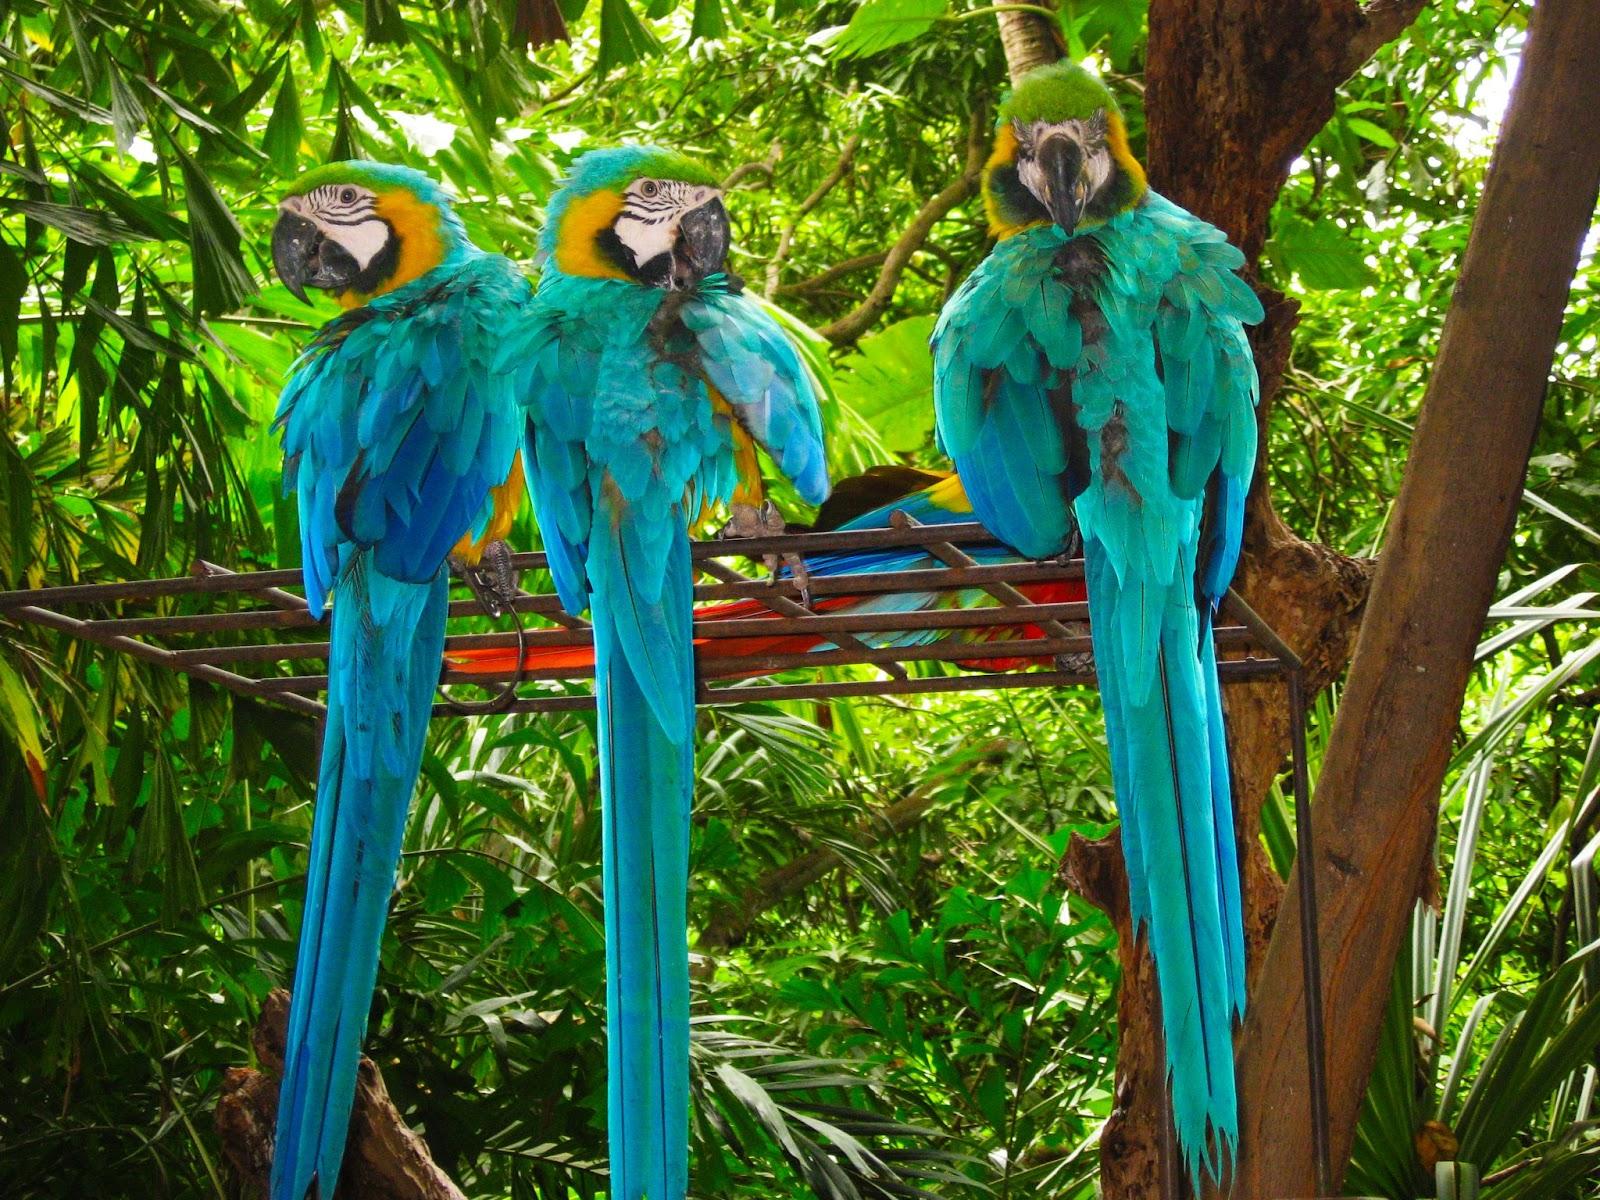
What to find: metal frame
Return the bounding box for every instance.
[0,519,1332,1194]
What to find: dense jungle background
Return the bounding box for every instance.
[1,0,1598,1197]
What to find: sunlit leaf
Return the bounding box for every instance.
[829,0,948,59]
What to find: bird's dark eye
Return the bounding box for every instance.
[639,180,659,198]
[339,187,358,204]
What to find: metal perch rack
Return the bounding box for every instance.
[0,518,1333,1197]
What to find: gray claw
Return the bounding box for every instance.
[456,539,521,618]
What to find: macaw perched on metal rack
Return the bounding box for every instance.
[268,162,529,1200]
[500,146,828,1200]
[446,467,1088,678]
[932,62,1263,1186]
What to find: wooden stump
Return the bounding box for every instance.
[215,990,465,1200]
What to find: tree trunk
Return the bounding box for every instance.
[996,3,1062,85]
[1232,2,1600,1193]
[216,990,465,1200]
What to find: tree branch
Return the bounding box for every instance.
[775,251,890,296]
[819,109,988,346]
[995,0,1063,85]
[722,141,782,192]
[216,990,464,1200]
[764,135,861,297]
[1344,0,1430,75]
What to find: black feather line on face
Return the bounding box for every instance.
[594,224,676,287]
[989,162,1050,229]
[349,225,400,295]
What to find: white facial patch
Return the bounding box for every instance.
[612,178,721,268]
[281,184,390,270]
[1014,113,1114,208]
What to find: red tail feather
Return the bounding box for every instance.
[446,581,1086,678]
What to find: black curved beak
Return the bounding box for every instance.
[272,210,360,303]
[672,196,730,289]
[1036,135,1085,235]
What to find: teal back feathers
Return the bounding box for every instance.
[933,187,1262,1187]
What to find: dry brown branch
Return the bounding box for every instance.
[1232,1,1600,1192]
[819,110,989,346]
[764,135,862,297]
[216,990,465,1200]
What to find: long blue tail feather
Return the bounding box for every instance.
[593,518,694,1200]
[1086,539,1239,1186]
[272,553,449,1200]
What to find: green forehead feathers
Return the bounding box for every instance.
[998,61,1122,126]
[283,161,453,207]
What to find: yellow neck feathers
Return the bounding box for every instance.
[337,189,448,309]
[553,188,633,281]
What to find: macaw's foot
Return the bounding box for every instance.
[1054,650,1096,674]
[719,500,811,608]
[455,539,521,618]
[1048,526,1085,567]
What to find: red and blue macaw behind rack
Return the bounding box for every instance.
[448,467,1088,680]
[498,146,829,1200]
[268,162,529,1200]
[931,62,1264,1186]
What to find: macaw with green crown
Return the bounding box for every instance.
[932,62,1265,1186]
[499,145,828,1200]
[268,160,530,1200]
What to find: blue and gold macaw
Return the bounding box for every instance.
[268,162,529,1200]
[932,63,1263,1185]
[500,147,828,1200]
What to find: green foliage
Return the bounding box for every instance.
[0,1,1596,1198]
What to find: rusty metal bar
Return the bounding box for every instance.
[8,603,325,719]
[698,557,908,682]
[0,522,1051,613]
[194,560,308,613]
[890,510,1083,643]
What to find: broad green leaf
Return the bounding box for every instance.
[1347,116,1399,149]
[168,138,255,315]
[263,63,304,175]
[832,314,937,452]
[0,655,47,799]
[596,0,661,74]
[1268,214,1378,290]
[830,0,948,58]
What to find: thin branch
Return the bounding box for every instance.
[775,250,890,296]
[818,109,989,346]
[763,134,862,298]
[722,141,782,191]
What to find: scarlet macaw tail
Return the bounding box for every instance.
[1084,543,1241,1182]
[272,554,449,1200]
